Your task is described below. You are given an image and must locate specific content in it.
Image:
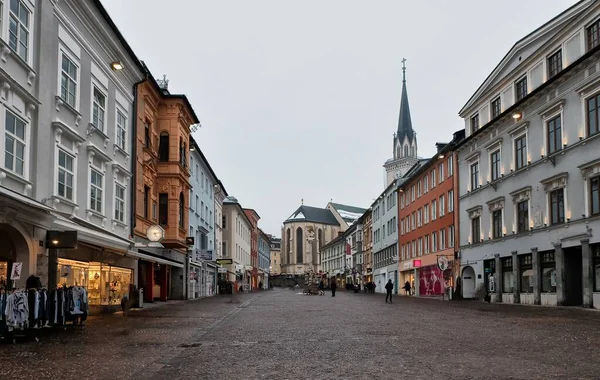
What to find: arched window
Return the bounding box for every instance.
[318,229,323,251]
[296,227,303,264]
[404,145,409,157]
[286,228,291,264]
[179,192,184,228]
[159,132,169,162]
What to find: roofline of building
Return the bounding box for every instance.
[454,43,600,153]
[190,137,228,195]
[243,208,261,220]
[320,234,347,251]
[223,200,254,228]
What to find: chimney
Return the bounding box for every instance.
[435,143,447,153]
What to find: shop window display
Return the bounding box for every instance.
[57,259,132,306]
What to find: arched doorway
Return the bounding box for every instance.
[0,223,32,288]
[462,266,476,299]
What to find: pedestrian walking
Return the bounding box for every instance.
[259,281,263,291]
[403,281,411,296]
[385,279,394,303]
[330,278,337,297]
[318,280,325,296]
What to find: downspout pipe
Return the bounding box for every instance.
[131,75,147,239]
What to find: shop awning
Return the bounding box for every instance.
[52,213,132,252]
[125,250,184,268]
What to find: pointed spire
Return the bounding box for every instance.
[397,58,414,143]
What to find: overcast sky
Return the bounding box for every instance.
[103,0,576,236]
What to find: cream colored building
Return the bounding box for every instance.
[281,205,344,275]
[269,236,281,275]
[222,196,252,286]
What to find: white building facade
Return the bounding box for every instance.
[372,180,399,293]
[457,0,600,308]
[222,196,252,290]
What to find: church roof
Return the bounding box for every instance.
[284,205,340,226]
[329,202,368,225]
[397,61,415,143]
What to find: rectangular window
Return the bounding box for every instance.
[492,210,502,239]
[417,209,422,227]
[92,87,106,132]
[517,200,529,233]
[515,76,527,101]
[448,190,454,212]
[424,204,429,224]
[57,149,74,200]
[8,0,30,61]
[491,97,501,119]
[431,169,436,188]
[447,157,453,177]
[547,115,561,155]
[440,229,446,250]
[547,49,562,78]
[60,53,77,108]
[424,234,429,254]
[144,123,151,148]
[418,238,422,256]
[592,177,600,216]
[159,193,168,225]
[424,175,429,193]
[490,149,501,181]
[114,184,125,222]
[541,252,556,293]
[550,189,565,225]
[502,257,514,293]
[417,181,421,197]
[470,162,479,190]
[90,169,103,213]
[4,110,26,176]
[589,19,600,51]
[471,113,479,133]
[222,214,227,229]
[514,135,527,170]
[439,195,445,216]
[449,225,455,247]
[586,93,600,137]
[431,200,437,220]
[439,163,444,182]
[472,217,481,243]
[520,254,533,293]
[143,185,150,219]
[431,233,437,252]
[116,110,127,150]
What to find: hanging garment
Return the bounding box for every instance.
[5,292,29,329]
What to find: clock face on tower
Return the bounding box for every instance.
[146,225,165,242]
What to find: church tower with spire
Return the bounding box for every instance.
[384,59,418,187]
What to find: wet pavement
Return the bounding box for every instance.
[1,289,600,379]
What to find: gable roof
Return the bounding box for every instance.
[459,0,593,116]
[284,205,340,226]
[329,202,368,225]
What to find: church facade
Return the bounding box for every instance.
[384,62,419,187]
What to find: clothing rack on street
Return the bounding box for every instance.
[0,275,89,344]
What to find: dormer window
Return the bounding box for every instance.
[471,113,479,133]
[547,49,562,79]
[588,18,600,51]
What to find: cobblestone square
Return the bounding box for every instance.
[2,289,600,379]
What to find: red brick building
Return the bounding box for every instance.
[243,209,260,289]
[397,131,464,297]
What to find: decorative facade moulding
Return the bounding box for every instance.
[486,196,505,212]
[576,72,600,98]
[52,120,85,144]
[485,136,503,152]
[86,123,110,148]
[465,151,480,163]
[578,158,600,180]
[466,205,482,219]
[509,121,529,138]
[509,186,532,203]
[537,98,565,119]
[540,172,568,193]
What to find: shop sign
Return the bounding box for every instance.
[403,262,413,270]
[10,262,22,280]
[413,259,422,268]
[218,267,227,273]
[217,259,233,265]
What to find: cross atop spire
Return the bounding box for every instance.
[401,58,407,83]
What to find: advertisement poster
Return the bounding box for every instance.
[419,265,445,296]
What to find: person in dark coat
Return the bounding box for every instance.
[385,279,394,303]
[403,281,411,295]
[330,278,337,297]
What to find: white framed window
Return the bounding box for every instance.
[116,109,127,151]
[424,175,428,193]
[431,233,437,252]
[424,234,429,254]
[439,163,444,182]
[4,110,26,176]
[439,195,445,216]
[431,169,436,188]
[510,124,529,171]
[417,208,422,227]
[424,204,429,224]
[8,0,31,62]
[60,52,78,108]
[448,190,454,212]
[448,156,453,177]
[418,238,422,256]
[431,200,437,220]
[90,168,103,213]
[92,86,106,132]
[411,212,415,231]
[417,181,421,197]
[114,183,125,223]
[440,229,446,250]
[449,225,455,247]
[470,161,479,190]
[57,149,74,200]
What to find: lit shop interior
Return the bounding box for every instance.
[57,258,132,306]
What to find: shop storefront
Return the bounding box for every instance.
[130,250,183,303]
[189,260,202,299]
[204,262,217,296]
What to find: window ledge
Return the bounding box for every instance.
[54,195,78,208]
[87,123,110,148]
[0,40,36,86]
[54,95,82,125]
[112,219,127,229]
[0,169,32,194]
[86,209,107,221]
[113,144,129,160]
